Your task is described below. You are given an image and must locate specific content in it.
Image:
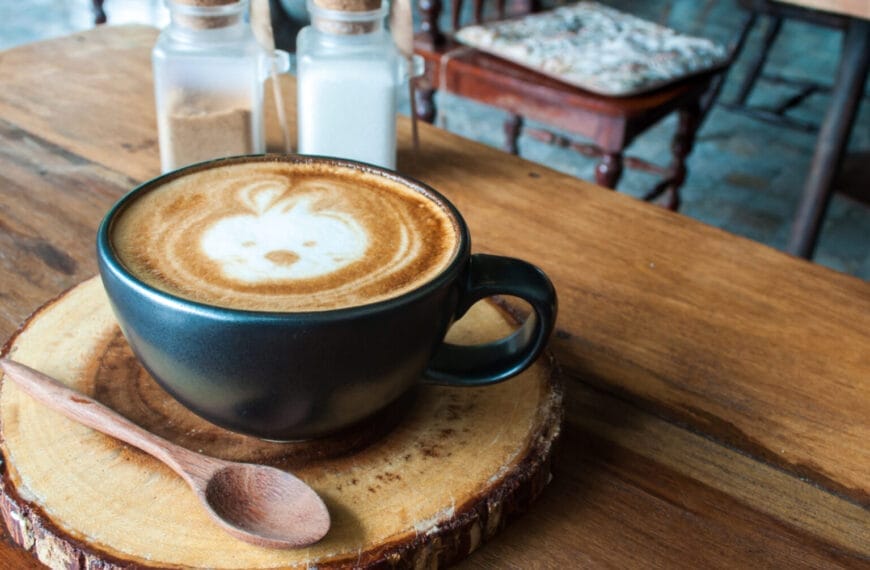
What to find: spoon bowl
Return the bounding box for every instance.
[0,358,331,549]
[204,463,331,548]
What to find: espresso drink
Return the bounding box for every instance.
[112,161,460,312]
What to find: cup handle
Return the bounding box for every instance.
[423,253,557,386]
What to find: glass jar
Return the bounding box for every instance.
[296,0,404,169]
[152,0,289,172]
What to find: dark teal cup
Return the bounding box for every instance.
[96,156,556,440]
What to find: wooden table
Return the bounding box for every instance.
[774,0,869,257]
[779,0,869,20]
[0,26,867,568]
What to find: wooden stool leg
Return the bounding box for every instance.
[93,0,107,25]
[414,80,437,125]
[504,114,523,155]
[595,152,624,189]
[416,0,442,125]
[418,0,443,46]
[663,101,702,211]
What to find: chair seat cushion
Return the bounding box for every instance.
[454,1,728,96]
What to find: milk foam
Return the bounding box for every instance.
[200,183,369,283]
[112,161,459,312]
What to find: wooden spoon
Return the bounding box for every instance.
[0,358,330,549]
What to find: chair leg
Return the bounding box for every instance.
[414,80,437,125]
[787,19,870,258]
[595,152,624,189]
[733,16,783,105]
[418,0,444,46]
[503,114,523,155]
[93,0,107,25]
[663,101,702,211]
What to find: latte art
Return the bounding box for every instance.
[112,161,459,312]
[199,185,369,283]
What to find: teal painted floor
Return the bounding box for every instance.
[2,0,867,277]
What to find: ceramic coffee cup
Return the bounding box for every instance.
[97,155,556,440]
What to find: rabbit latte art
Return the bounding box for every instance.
[111,162,459,312]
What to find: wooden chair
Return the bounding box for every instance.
[722,0,850,133]
[413,1,752,209]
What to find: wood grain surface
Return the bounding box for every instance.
[0,25,867,568]
[0,280,560,568]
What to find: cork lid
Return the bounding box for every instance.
[169,0,244,28]
[312,0,382,11]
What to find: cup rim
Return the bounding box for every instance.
[96,154,471,322]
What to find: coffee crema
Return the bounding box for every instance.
[112,161,460,312]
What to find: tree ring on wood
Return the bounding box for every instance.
[0,277,562,569]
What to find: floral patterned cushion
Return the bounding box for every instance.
[453,2,728,96]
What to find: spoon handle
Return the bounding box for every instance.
[0,358,213,483]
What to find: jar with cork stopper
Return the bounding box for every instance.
[152,0,290,172]
[296,0,410,170]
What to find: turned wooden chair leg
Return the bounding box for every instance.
[93,0,107,25]
[418,0,443,46]
[595,152,624,189]
[504,114,523,155]
[414,79,437,125]
[416,0,443,125]
[663,101,702,210]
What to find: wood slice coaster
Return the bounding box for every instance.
[0,277,562,569]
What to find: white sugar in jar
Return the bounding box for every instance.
[296,0,402,169]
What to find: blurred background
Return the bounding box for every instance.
[2,0,868,278]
